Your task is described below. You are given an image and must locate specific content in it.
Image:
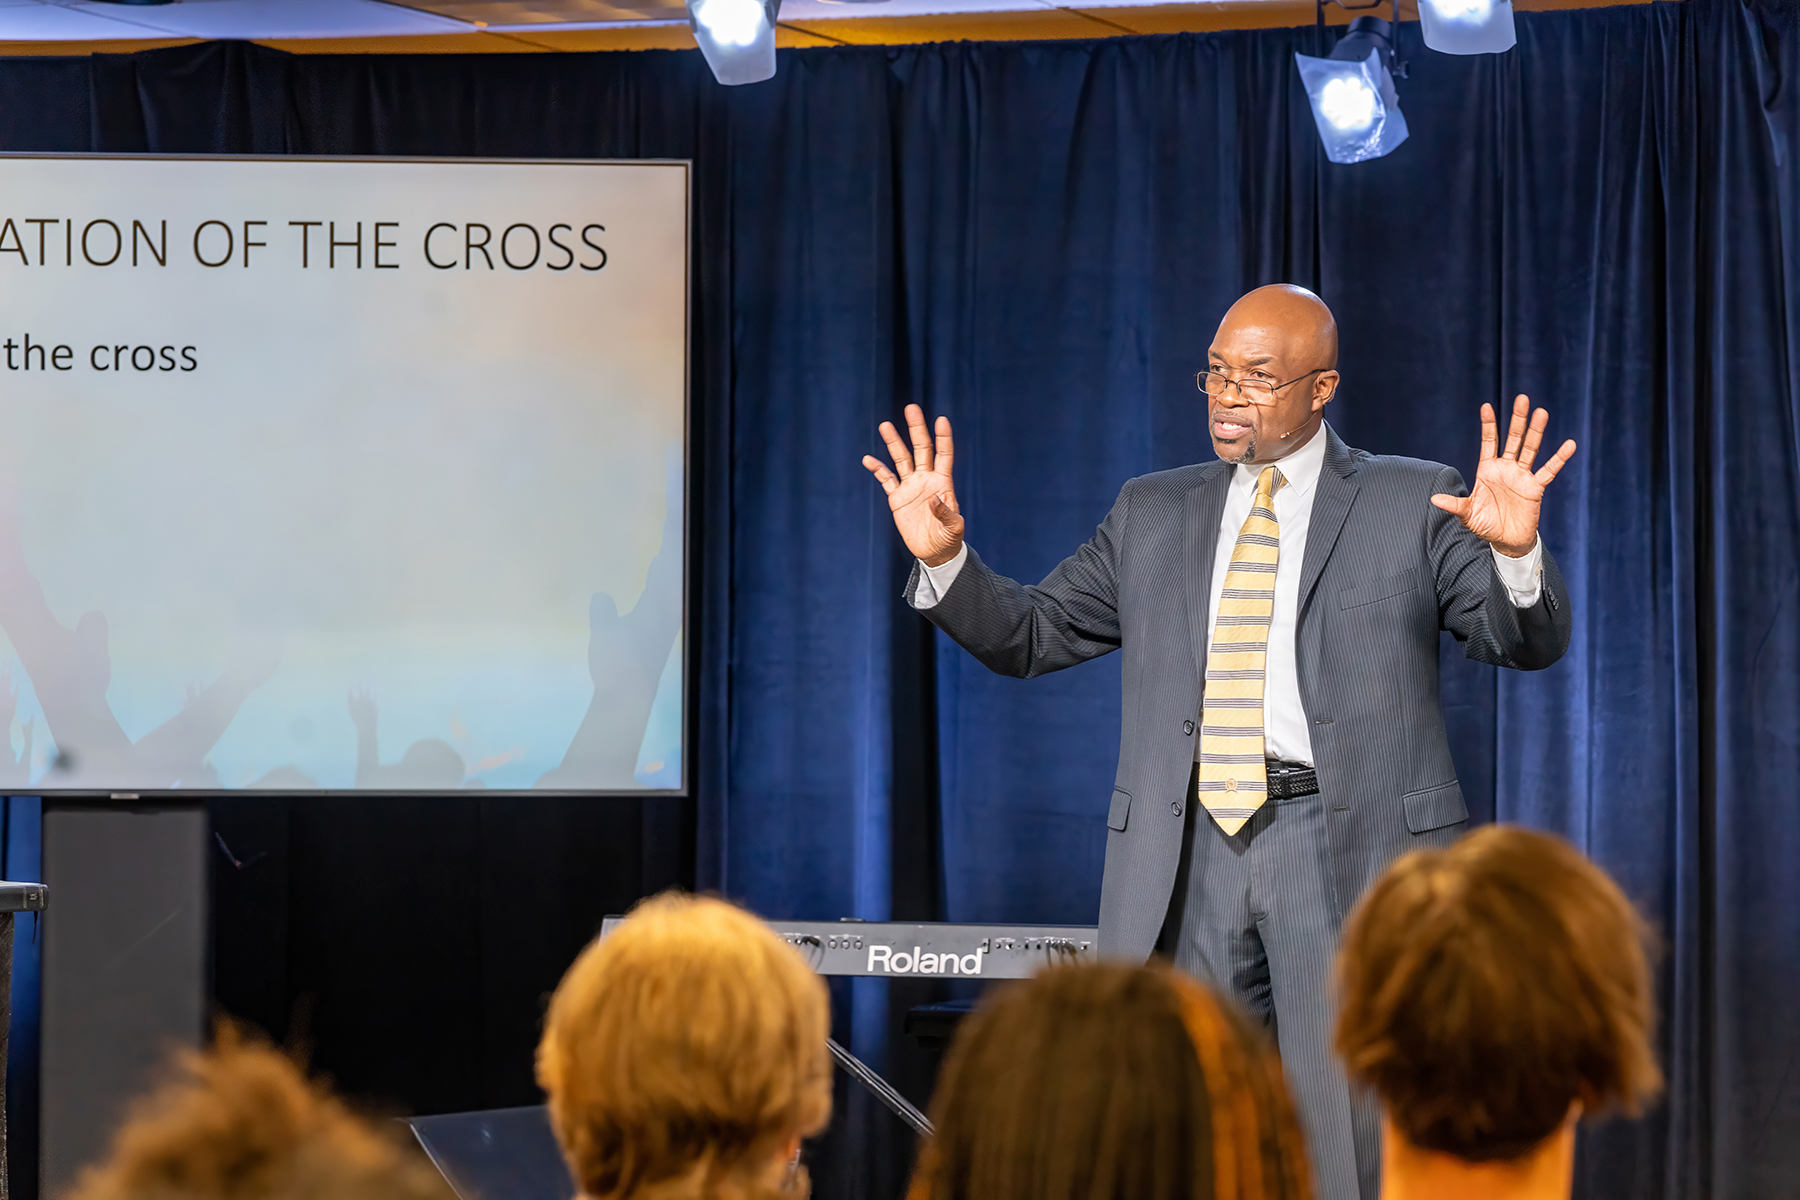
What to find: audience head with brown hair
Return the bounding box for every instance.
[909,961,1312,1200]
[536,892,832,1200]
[63,1025,454,1200]
[1335,824,1662,1200]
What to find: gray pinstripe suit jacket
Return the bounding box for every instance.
[908,425,1572,961]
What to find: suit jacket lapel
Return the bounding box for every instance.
[1298,425,1361,614]
[1186,464,1234,681]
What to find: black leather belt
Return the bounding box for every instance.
[1265,760,1319,801]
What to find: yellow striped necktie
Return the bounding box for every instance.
[1198,466,1283,835]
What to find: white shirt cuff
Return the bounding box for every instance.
[912,543,969,610]
[1491,536,1544,608]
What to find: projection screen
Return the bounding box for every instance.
[0,155,688,794]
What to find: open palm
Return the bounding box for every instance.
[864,405,966,566]
[1431,395,1577,557]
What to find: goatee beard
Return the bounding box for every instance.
[1226,434,1259,464]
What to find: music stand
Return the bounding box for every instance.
[402,1042,930,1200]
[406,1105,570,1200]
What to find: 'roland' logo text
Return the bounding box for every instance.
[867,944,985,976]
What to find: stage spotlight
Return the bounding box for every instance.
[686,0,780,85]
[1294,16,1408,164]
[1418,0,1516,55]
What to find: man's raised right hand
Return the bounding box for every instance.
[863,404,965,567]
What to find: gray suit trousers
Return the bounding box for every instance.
[1164,771,1381,1200]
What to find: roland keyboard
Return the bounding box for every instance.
[601,917,1100,979]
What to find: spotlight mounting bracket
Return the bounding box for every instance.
[1315,0,1408,80]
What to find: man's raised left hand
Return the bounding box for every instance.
[1430,394,1577,557]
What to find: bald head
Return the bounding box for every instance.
[1204,284,1341,465]
[1217,284,1338,371]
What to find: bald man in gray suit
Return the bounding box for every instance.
[864,286,1577,1200]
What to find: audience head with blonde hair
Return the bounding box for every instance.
[537,892,832,1200]
[63,1025,454,1200]
[910,961,1312,1200]
[1335,825,1662,1200]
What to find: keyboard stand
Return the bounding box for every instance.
[827,1037,932,1136]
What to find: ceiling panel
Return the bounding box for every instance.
[62,0,467,38]
[1079,0,1312,29]
[779,0,1054,19]
[0,2,166,39]
[787,5,1113,39]
[494,20,849,46]
[399,0,686,22]
[405,0,1097,21]
[252,30,551,49]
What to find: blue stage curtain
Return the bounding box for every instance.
[0,1,1795,1194]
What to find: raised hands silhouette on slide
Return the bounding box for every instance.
[346,684,467,791]
[537,445,685,790]
[1431,395,1578,557]
[0,477,276,788]
[862,404,965,567]
[0,667,33,789]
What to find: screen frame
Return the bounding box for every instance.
[0,151,694,799]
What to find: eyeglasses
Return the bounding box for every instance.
[1195,367,1327,406]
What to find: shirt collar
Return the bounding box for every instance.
[1233,420,1329,501]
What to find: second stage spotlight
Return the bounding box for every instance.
[687,0,781,85]
[1418,0,1517,55]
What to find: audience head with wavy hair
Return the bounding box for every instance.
[63,1025,453,1200]
[1336,824,1662,1199]
[537,891,832,1200]
[909,961,1312,1200]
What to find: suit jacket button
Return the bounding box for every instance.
[1183,720,1195,735]
[1171,801,1183,816]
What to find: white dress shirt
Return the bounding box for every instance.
[912,423,1544,766]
